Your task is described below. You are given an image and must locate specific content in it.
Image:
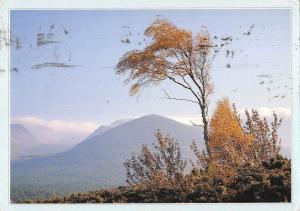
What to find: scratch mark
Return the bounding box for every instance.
[62,26,69,35]
[16,37,21,49]
[225,50,230,58]
[257,74,271,78]
[243,24,255,36]
[121,38,130,44]
[10,67,19,73]
[37,33,60,46]
[231,50,235,58]
[7,32,23,50]
[0,28,10,49]
[68,51,72,62]
[221,36,232,42]
[31,63,80,69]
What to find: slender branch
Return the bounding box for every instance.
[167,75,191,90]
[161,89,198,104]
[167,75,202,104]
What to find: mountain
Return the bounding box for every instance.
[10,124,78,161]
[84,125,111,140]
[10,120,94,160]
[10,124,41,160]
[20,122,88,148]
[11,115,204,201]
[109,118,132,127]
[68,114,203,160]
[85,119,132,140]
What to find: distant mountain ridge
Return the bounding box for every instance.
[11,114,204,201]
[10,124,78,160]
[10,117,133,161]
[10,124,40,160]
[84,118,132,140]
[84,125,110,140]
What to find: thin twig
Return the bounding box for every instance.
[161,89,198,104]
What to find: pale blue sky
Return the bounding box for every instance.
[10,9,291,125]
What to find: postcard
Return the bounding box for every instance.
[0,0,299,211]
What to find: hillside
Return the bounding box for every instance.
[11,115,204,202]
[24,156,291,203]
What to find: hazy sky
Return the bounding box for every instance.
[10,9,291,129]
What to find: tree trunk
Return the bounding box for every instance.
[203,120,210,155]
[200,105,211,158]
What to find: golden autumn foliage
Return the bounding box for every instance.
[190,98,283,184]
[116,18,215,157]
[189,98,252,183]
[209,98,253,167]
[116,19,213,94]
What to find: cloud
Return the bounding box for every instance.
[237,107,291,119]
[12,116,99,135]
[167,107,291,126]
[167,115,203,126]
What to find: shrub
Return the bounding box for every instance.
[123,130,187,190]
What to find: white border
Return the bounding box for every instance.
[0,0,299,211]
